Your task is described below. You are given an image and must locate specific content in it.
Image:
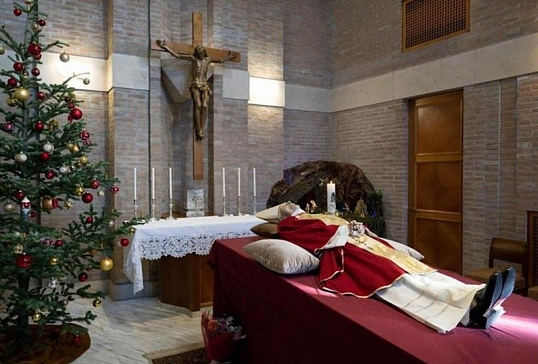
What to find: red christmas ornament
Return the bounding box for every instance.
[3,122,15,133]
[16,254,32,269]
[89,179,100,189]
[29,210,37,218]
[85,216,94,224]
[110,185,119,194]
[13,62,24,72]
[7,78,17,87]
[34,121,45,131]
[73,335,81,345]
[37,91,46,100]
[38,18,46,27]
[68,102,75,109]
[82,192,94,203]
[54,239,63,247]
[13,8,22,16]
[39,151,50,161]
[31,68,40,76]
[70,108,83,120]
[78,272,88,282]
[33,53,42,60]
[45,170,55,179]
[64,96,72,103]
[28,43,41,56]
[79,129,90,140]
[83,139,92,146]
[52,198,59,209]
[120,238,130,247]
[14,190,25,201]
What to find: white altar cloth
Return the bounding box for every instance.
[124,215,264,294]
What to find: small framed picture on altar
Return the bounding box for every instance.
[186,189,205,216]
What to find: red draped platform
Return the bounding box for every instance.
[209,236,538,364]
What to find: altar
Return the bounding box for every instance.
[124,215,264,312]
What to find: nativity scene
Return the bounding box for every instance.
[1,0,538,363]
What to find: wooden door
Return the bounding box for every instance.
[408,91,463,273]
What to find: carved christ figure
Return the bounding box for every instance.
[156,40,237,140]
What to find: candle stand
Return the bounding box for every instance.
[149,199,157,221]
[222,195,228,216]
[237,195,243,216]
[167,198,174,220]
[133,199,138,219]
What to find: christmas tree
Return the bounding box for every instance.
[0,0,140,359]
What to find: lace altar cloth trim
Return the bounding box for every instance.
[138,230,255,260]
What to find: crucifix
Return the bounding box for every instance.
[152,12,241,180]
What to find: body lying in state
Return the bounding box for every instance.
[254,202,515,334]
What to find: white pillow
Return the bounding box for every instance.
[244,239,319,274]
[255,204,282,223]
[382,238,425,261]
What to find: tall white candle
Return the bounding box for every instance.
[253,167,257,196]
[168,167,173,199]
[327,181,336,214]
[151,167,155,200]
[133,167,137,200]
[237,167,241,196]
[222,167,226,197]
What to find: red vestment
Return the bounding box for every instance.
[277,216,407,298]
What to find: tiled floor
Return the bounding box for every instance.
[69,297,205,364]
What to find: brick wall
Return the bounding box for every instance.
[331,0,538,86]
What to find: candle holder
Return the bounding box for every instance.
[237,195,243,216]
[149,199,157,222]
[133,199,138,219]
[167,198,174,220]
[222,195,228,216]
[253,195,257,214]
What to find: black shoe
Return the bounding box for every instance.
[494,267,516,309]
[470,272,503,326]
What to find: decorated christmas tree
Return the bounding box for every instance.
[0,0,139,360]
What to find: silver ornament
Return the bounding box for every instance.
[59,52,70,63]
[13,244,24,254]
[97,190,105,197]
[47,277,59,289]
[42,142,54,153]
[0,45,5,54]
[59,165,70,174]
[15,152,27,163]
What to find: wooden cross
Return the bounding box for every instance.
[152,12,241,180]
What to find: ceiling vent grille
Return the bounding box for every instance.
[403,0,469,51]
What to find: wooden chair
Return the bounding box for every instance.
[465,237,528,295]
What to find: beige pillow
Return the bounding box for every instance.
[244,239,319,274]
[250,223,278,238]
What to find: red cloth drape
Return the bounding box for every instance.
[277,216,406,297]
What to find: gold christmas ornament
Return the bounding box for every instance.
[13,244,24,254]
[68,143,80,153]
[32,312,41,322]
[3,201,16,212]
[83,78,90,85]
[64,199,73,209]
[48,119,59,130]
[129,226,136,234]
[92,298,102,307]
[79,155,88,164]
[100,257,114,271]
[41,196,54,210]
[7,98,17,107]
[49,257,59,265]
[14,87,30,102]
[0,44,5,54]
[108,220,115,228]
[75,186,85,196]
[32,22,40,31]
